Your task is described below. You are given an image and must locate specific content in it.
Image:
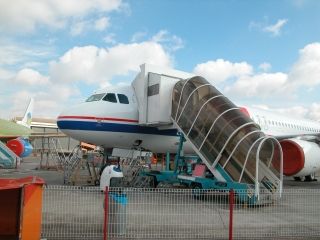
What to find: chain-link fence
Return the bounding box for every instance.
[41,185,104,240]
[41,186,320,240]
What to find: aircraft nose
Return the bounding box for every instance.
[57,103,90,131]
[57,109,72,132]
[58,103,85,118]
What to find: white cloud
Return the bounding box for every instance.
[131,31,147,42]
[70,20,87,36]
[224,72,288,98]
[0,68,15,80]
[0,30,182,118]
[0,40,54,69]
[26,90,77,118]
[218,42,320,101]
[251,104,271,111]
[10,90,36,118]
[251,104,320,121]
[273,106,309,119]
[70,17,110,36]
[151,30,184,51]
[193,59,253,83]
[258,62,272,72]
[0,43,27,65]
[263,19,288,36]
[249,18,288,37]
[6,81,81,119]
[103,33,117,44]
[309,103,320,121]
[13,68,49,85]
[194,42,320,102]
[151,30,169,42]
[288,42,320,88]
[49,41,172,84]
[94,17,110,31]
[0,0,123,33]
[0,65,82,118]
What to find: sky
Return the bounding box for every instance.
[0,0,320,121]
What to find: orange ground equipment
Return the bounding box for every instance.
[0,176,45,240]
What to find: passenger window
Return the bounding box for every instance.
[103,93,117,103]
[117,94,129,104]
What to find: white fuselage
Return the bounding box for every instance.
[57,86,320,150]
[244,106,320,137]
[57,86,189,153]
[57,85,320,178]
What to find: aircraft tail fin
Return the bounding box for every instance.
[18,98,34,128]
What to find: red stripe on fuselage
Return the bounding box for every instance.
[58,116,139,123]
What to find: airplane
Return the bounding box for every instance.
[0,98,34,158]
[57,64,320,182]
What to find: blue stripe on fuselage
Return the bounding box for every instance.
[57,120,178,136]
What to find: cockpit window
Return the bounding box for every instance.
[117,94,129,104]
[86,93,105,102]
[103,93,117,103]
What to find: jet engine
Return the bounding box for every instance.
[6,138,33,158]
[280,139,320,178]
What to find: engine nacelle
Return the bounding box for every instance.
[6,138,33,158]
[280,139,320,177]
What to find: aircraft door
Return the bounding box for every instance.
[256,115,268,130]
[262,116,269,130]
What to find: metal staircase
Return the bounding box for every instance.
[38,137,66,169]
[121,150,154,187]
[63,145,83,184]
[63,146,102,185]
[171,76,283,202]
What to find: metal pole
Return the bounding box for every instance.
[174,133,185,174]
[103,186,109,240]
[229,189,234,240]
[166,152,170,171]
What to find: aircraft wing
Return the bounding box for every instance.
[0,119,32,139]
[0,136,25,142]
[28,132,67,139]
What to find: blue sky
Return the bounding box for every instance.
[0,0,320,120]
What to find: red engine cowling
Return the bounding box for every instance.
[6,138,33,158]
[280,139,320,177]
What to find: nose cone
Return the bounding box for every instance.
[57,102,94,133]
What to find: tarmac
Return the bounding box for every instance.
[1,156,320,240]
[0,156,64,185]
[1,155,320,188]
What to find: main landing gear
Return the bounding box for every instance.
[294,174,317,182]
